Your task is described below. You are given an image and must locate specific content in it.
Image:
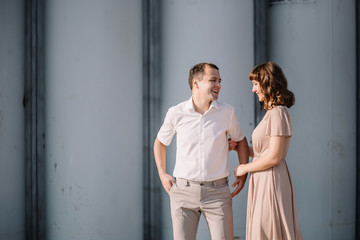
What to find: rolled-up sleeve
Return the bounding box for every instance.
[157,108,176,146]
[227,109,245,142]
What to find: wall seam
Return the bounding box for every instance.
[24,0,45,239]
[356,0,360,237]
[142,0,162,239]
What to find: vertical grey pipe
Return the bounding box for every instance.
[142,0,163,239]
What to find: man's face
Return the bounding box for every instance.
[195,66,221,101]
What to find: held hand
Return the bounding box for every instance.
[160,173,175,194]
[234,164,248,177]
[231,175,247,197]
[228,138,237,151]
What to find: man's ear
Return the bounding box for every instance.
[193,78,198,89]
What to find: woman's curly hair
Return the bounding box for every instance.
[249,62,295,110]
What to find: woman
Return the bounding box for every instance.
[235,62,302,239]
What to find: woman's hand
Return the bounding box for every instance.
[228,138,237,151]
[234,164,248,177]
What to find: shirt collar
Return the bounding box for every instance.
[210,99,219,110]
[185,97,195,111]
[185,96,219,112]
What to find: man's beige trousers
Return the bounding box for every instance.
[169,177,234,240]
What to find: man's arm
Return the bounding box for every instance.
[231,137,250,197]
[153,137,175,194]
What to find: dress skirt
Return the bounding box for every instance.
[246,158,303,240]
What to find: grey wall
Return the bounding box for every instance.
[268,0,356,239]
[0,0,357,239]
[44,1,143,239]
[160,0,254,239]
[160,0,357,239]
[0,0,25,239]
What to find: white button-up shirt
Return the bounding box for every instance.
[157,97,245,181]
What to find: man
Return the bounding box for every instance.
[153,62,249,240]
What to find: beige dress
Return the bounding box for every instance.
[246,106,302,240]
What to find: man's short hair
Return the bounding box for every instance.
[188,63,219,90]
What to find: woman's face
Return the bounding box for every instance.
[252,80,264,102]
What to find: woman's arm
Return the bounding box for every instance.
[235,136,285,176]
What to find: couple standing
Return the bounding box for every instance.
[153,62,303,240]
